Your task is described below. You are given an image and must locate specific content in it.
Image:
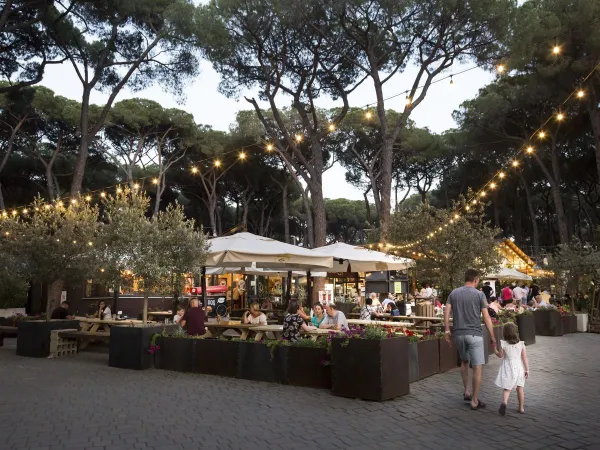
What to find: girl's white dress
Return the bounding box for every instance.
[494,340,526,390]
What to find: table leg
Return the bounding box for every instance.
[273,331,282,340]
[254,331,264,341]
[239,329,249,341]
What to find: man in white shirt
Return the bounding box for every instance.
[382,294,396,310]
[320,303,349,330]
[513,284,526,305]
[425,284,433,298]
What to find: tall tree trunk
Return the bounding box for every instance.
[311,186,326,247]
[282,183,290,243]
[0,183,5,210]
[46,279,64,319]
[379,140,393,240]
[209,196,217,237]
[71,88,92,195]
[301,189,314,248]
[518,173,540,254]
[363,186,372,223]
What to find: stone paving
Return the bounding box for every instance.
[1,334,599,450]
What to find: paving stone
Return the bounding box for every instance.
[1,335,600,450]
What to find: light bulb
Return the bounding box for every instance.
[526,146,534,154]
[152,178,159,185]
[88,241,93,246]
[449,76,454,86]
[266,143,274,151]
[539,131,546,138]
[577,90,584,98]
[116,188,122,194]
[490,182,496,189]
[191,167,198,173]
[85,195,92,201]
[328,123,335,131]
[499,172,505,179]
[214,160,221,167]
[295,134,303,142]
[454,214,460,219]
[365,111,372,119]
[239,152,246,160]
[553,45,560,54]
[480,191,486,197]
[512,160,519,167]
[405,96,411,105]
[100,192,106,198]
[133,183,140,190]
[556,113,564,121]
[23,209,28,214]
[71,199,77,205]
[497,64,505,73]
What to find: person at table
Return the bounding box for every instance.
[535,295,549,308]
[243,302,267,326]
[488,296,502,317]
[391,302,401,316]
[179,298,206,336]
[359,297,375,320]
[481,282,493,301]
[283,301,314,342]
[93,300,112,320]
[382,294,396,310]
[311,303,326,327]
[320,303,349,331]
[501,284,513,305]
[50,301,74,320]
[174,306,185,324]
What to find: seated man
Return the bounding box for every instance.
[319,303,349,331]
[359,297,374,320]
[179,298,206,336]
[50,301,74,320]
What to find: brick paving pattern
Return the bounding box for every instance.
[1,334,599,450]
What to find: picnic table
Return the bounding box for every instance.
[73,317,148,349]
[147,311,172,320]
[249,325,335,341]
[205,322,255,340]
[347,319,411,327]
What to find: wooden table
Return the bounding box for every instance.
[147,311,172,320]
[205,322,255,340]
[74,317,147,349]
[348,319,411,327]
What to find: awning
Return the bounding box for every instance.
[314,242,414,272]
[485,267,533,281]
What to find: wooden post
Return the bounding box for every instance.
[307,270,312,308]
[142,292,148,324]
[201,266,207,308]
[286,271,292,303]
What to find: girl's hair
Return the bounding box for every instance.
[97,300,105,309]
[503,322,520,345]
[287,301,300,315]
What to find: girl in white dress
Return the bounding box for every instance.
[493,322,530,415]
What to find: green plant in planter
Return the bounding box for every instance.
[516,309,533,316]
[497,310,516,324]
[265,339,291,359]
[404,329,420,343]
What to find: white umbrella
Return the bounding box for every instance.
[205,232,333,270]
[485,267,533,281]
[314,242,414,272]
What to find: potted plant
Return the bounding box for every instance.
[153,328,194,372]
[193,337,240,378]
[558,306,577,334]
[286,338,332,389]
[534,307,563,336]
[331,326,409,401]
[407,330,440,381]
[515,310,535,345]
[437,332,459,372]
[237,339,287,383]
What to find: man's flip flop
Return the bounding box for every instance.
[470,400,486,410]
[463,395,472,402]
[499,403,507,416]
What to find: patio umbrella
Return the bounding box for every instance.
[313,242,414,272]
[485,267,533,281]
[206,232,333,270]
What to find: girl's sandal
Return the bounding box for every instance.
[470,400,486,410]
[499,403,507,416]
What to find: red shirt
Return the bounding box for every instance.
[181,307,206,336]
[501,287,513,301]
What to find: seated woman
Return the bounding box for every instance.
[311,303,326,327]
[243,302,267,325]
[90,300,112,320]
[283,301,314,342]
[391,302,401,316]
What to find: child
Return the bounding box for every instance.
[173,306,185,324]
[493,322,530,415]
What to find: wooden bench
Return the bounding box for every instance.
[58,330,110,351]
[0,325,18,347]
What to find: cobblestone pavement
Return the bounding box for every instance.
[1,334,599,450]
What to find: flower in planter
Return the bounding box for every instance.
[405,329,420,343]
[419,330,437,341]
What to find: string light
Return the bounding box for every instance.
[87,241,93,246]
[266,143,274,151]
[553,45,560,55]
[405,96,411,105]
[116,188,122,194]
[133,183,140,190]
[71,199,77,205]
[449,75,454,86]
[480,191,486,197]
[44,205,51,210]
[214,160,221,168]
[191,167,198,174]
[239,151,246,160]
[85,195,92,201]
[22,208,28,214]
[538,131,546,138]
[499,172,505,179]
[328,123,336,131]
[152,178,159,185]
[295,134,303,143]
[556,112,564,121]
[365,110,372,119]
[512,160,519,167]
[100,192,106,198]
[577,90,585,98]
[100,268,105,273]
[56,201,63,207]
[496,64,505,73]
[490,182,496,189]
[526,146,534,154]
[72,240,77,244]
[454,214,460,219]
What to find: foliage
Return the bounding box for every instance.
[388,194,502,292]
[404,329,420,343]
[0,271,28,309]
[340,325,393,344]
[549,238,600,297]
[497,310,517,324]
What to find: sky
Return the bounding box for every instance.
[38,56,495,201]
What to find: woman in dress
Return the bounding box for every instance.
[493,322,530,415]
[311,303,326,328]
[282,301,314,342]
[93,300,112,320]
